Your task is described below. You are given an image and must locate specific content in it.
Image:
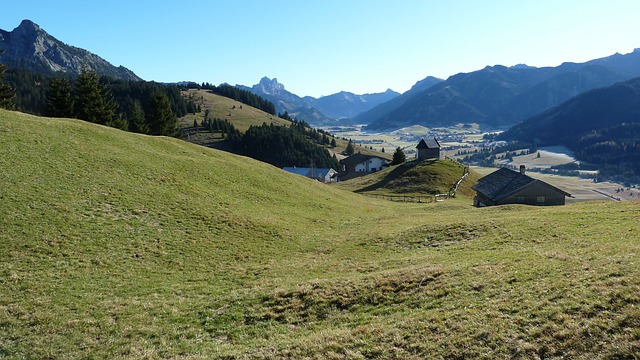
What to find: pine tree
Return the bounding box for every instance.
[129,100,148,134]
[330,138,337,148]
[391,147,406,165]
[345,139,355,155]
[75,68,104,123]
[0,51,15,110]
[147,92,176,135]
[46,77,74,117]
[106,113,128,131]
[74,68,117,125]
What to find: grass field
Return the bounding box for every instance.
[1,109,640,358]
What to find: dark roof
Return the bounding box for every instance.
[416,138,440,149]
[340,153,388,166]
[472,167,571,201]
[282,167,337,178]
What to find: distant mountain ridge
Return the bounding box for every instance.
[362,49,640,131]
[499,76,640,182]
[0,19,141,81]
[237,77,400,125]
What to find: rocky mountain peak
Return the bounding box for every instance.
[257,76,285,94]
[0,19,141,81]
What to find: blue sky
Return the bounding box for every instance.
[3,1,639,97]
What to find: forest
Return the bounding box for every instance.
[199,116,339,170]
[3,66,196,135]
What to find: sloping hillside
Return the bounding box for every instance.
[363,50,640,130]
[179,89,390,160]
[499,76,640,183]
[337,159,481,197]
[2,109,640,359]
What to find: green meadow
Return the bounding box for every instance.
[1,109,639,359]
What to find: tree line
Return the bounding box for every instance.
[2,65,197,136]
[229,122,339,169]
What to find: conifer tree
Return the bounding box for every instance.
[74,68,117,125]
[146,92,176,135]
[129,100,148,134]
[75,68,104,123]
[106,113,128,131]
[345,139,355,155]
[0,51,15,110]
[46,77,74,118]
[391,147,406,165]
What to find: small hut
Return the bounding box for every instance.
[416,138,440,160]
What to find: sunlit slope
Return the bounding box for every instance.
[1,109,640,359]
[179,89,391,159]
[180,89,290,132]
[337,158,482,196]
[0,109,400,357]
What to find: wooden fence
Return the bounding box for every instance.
[362,194,435,203]
[362,167,470,204]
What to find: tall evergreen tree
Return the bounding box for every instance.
[391,147,406,165]
[74,68,117,125]
[75,68,104,123]
[0,51,15,110]
[106,113,128,131]
[345,139,355,155]
[46,77,74,118]
[147,92,176,135]
[129,100,149,134]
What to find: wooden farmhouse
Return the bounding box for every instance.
[472,166,572,206]
[416,138,441,160]
[282,167,338,183]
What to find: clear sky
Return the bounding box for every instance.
[2,0,639,98]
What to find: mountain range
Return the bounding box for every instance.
[0,19,140,81]
[361,49,640,130]
[498,75,640,182]
[4,18,640,154]
[236,77,400,125]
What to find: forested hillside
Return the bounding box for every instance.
[499,76,640,184]
[5,66,195,135]
[363,50,640,130]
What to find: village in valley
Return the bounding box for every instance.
[311,124,640,203]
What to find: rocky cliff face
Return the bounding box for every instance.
[0,20,141,81]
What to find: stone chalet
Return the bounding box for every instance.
[416,138,441,160]
[472,166,572,206]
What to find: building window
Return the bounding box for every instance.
[537,196,546,203]
[516,196,526,203]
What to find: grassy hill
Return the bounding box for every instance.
[2,109,640,358]
[178,89,390,160]
[337,158,481,197]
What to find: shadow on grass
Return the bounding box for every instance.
[354,159,438,193]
